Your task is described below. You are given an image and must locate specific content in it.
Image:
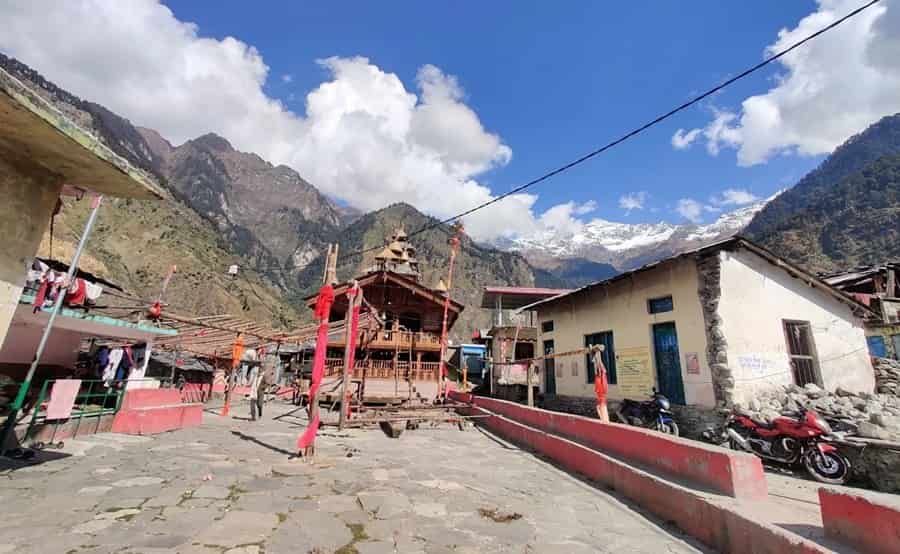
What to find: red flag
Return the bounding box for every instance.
[297,284,335,451]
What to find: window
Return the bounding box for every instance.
[648,296,674,314]
[541,320,555,333]
[784,320,821,387]
[584,331,617,384]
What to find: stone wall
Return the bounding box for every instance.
[874,357,900,395]
[540,394,597,418]
[696,253,733,408]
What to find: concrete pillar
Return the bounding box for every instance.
[0,158,63,352]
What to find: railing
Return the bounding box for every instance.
[23,379,127,444]
[332,329,443,350]
[323,358,441,381]
[19,378,198,444]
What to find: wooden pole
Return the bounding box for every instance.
[338,281,359,430]
[527,363,534,407]
[438,222,463,402]
[309,244,338,430]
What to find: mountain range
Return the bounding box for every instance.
[496,198,771,278]
[3,51,898,336]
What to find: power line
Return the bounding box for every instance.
[245,0,881,275]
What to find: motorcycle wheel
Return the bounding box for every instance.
[803,449,851,485]
[656,421,679,436]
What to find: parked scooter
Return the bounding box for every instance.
[615,390,679,436]
[701,407,851,485]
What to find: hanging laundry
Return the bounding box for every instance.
[84,281,103,304]
[116,346,134,381]
[103,348,124,385]
[65,278,87,307]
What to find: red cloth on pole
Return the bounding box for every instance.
[344,287,362,418]
[297,284,334,450]
[296,414,320,449]
[593,352,609,402]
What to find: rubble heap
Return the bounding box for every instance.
[740,379,900,441]
[874,357,900,395]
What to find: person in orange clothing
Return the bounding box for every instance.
[591,344,609,422]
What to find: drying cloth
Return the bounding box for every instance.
[84,281,103,301]
[32,279,49,313]
[65,278,87,306]
[297,284,334,451]
[103,348,124,384]
[46,379,81,420]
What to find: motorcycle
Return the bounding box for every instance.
[701,407,851,485]
[615,390,679,436]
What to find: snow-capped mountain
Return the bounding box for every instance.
[492,197,773,275]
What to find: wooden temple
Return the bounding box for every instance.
[308,227,464,404]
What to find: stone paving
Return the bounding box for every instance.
[0,401,707,553]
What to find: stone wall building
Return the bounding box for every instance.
[525,238,877,413]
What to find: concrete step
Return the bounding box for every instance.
[457,396,858,554]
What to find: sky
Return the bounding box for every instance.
[2,0,899,240]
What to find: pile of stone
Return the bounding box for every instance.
[739,382,900,441]
[874,357,900,395]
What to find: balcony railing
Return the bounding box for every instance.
[324,358,440,381]
[330,329,443,351]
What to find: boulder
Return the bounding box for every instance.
[835,387,855,397]
[804,383,825,398]
[857,421,894,440]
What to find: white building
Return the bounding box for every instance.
[525,238,876,410]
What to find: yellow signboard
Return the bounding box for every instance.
[616,346,654,398]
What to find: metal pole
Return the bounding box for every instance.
[1,195,103,455]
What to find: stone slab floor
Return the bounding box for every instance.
[0,401,707,554]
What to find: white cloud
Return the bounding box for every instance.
[574,200,598,215]
[536,201,587,236]
[671,128,701,150]
[618,191,648,213]
[676,199,704,223]
[682,0,900,166]
[281,73,293,83]
[0,0,541,241]
[710,188,759,206]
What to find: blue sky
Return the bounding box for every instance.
[4,1,896,238]
[163,0,822,224]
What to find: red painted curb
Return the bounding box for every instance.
[454,393,766,500]
[819,487,900,554]
[464,404,827,554]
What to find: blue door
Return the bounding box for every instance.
[652,322,686,405]
[867,336,887,358]
[543,340,556,395]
